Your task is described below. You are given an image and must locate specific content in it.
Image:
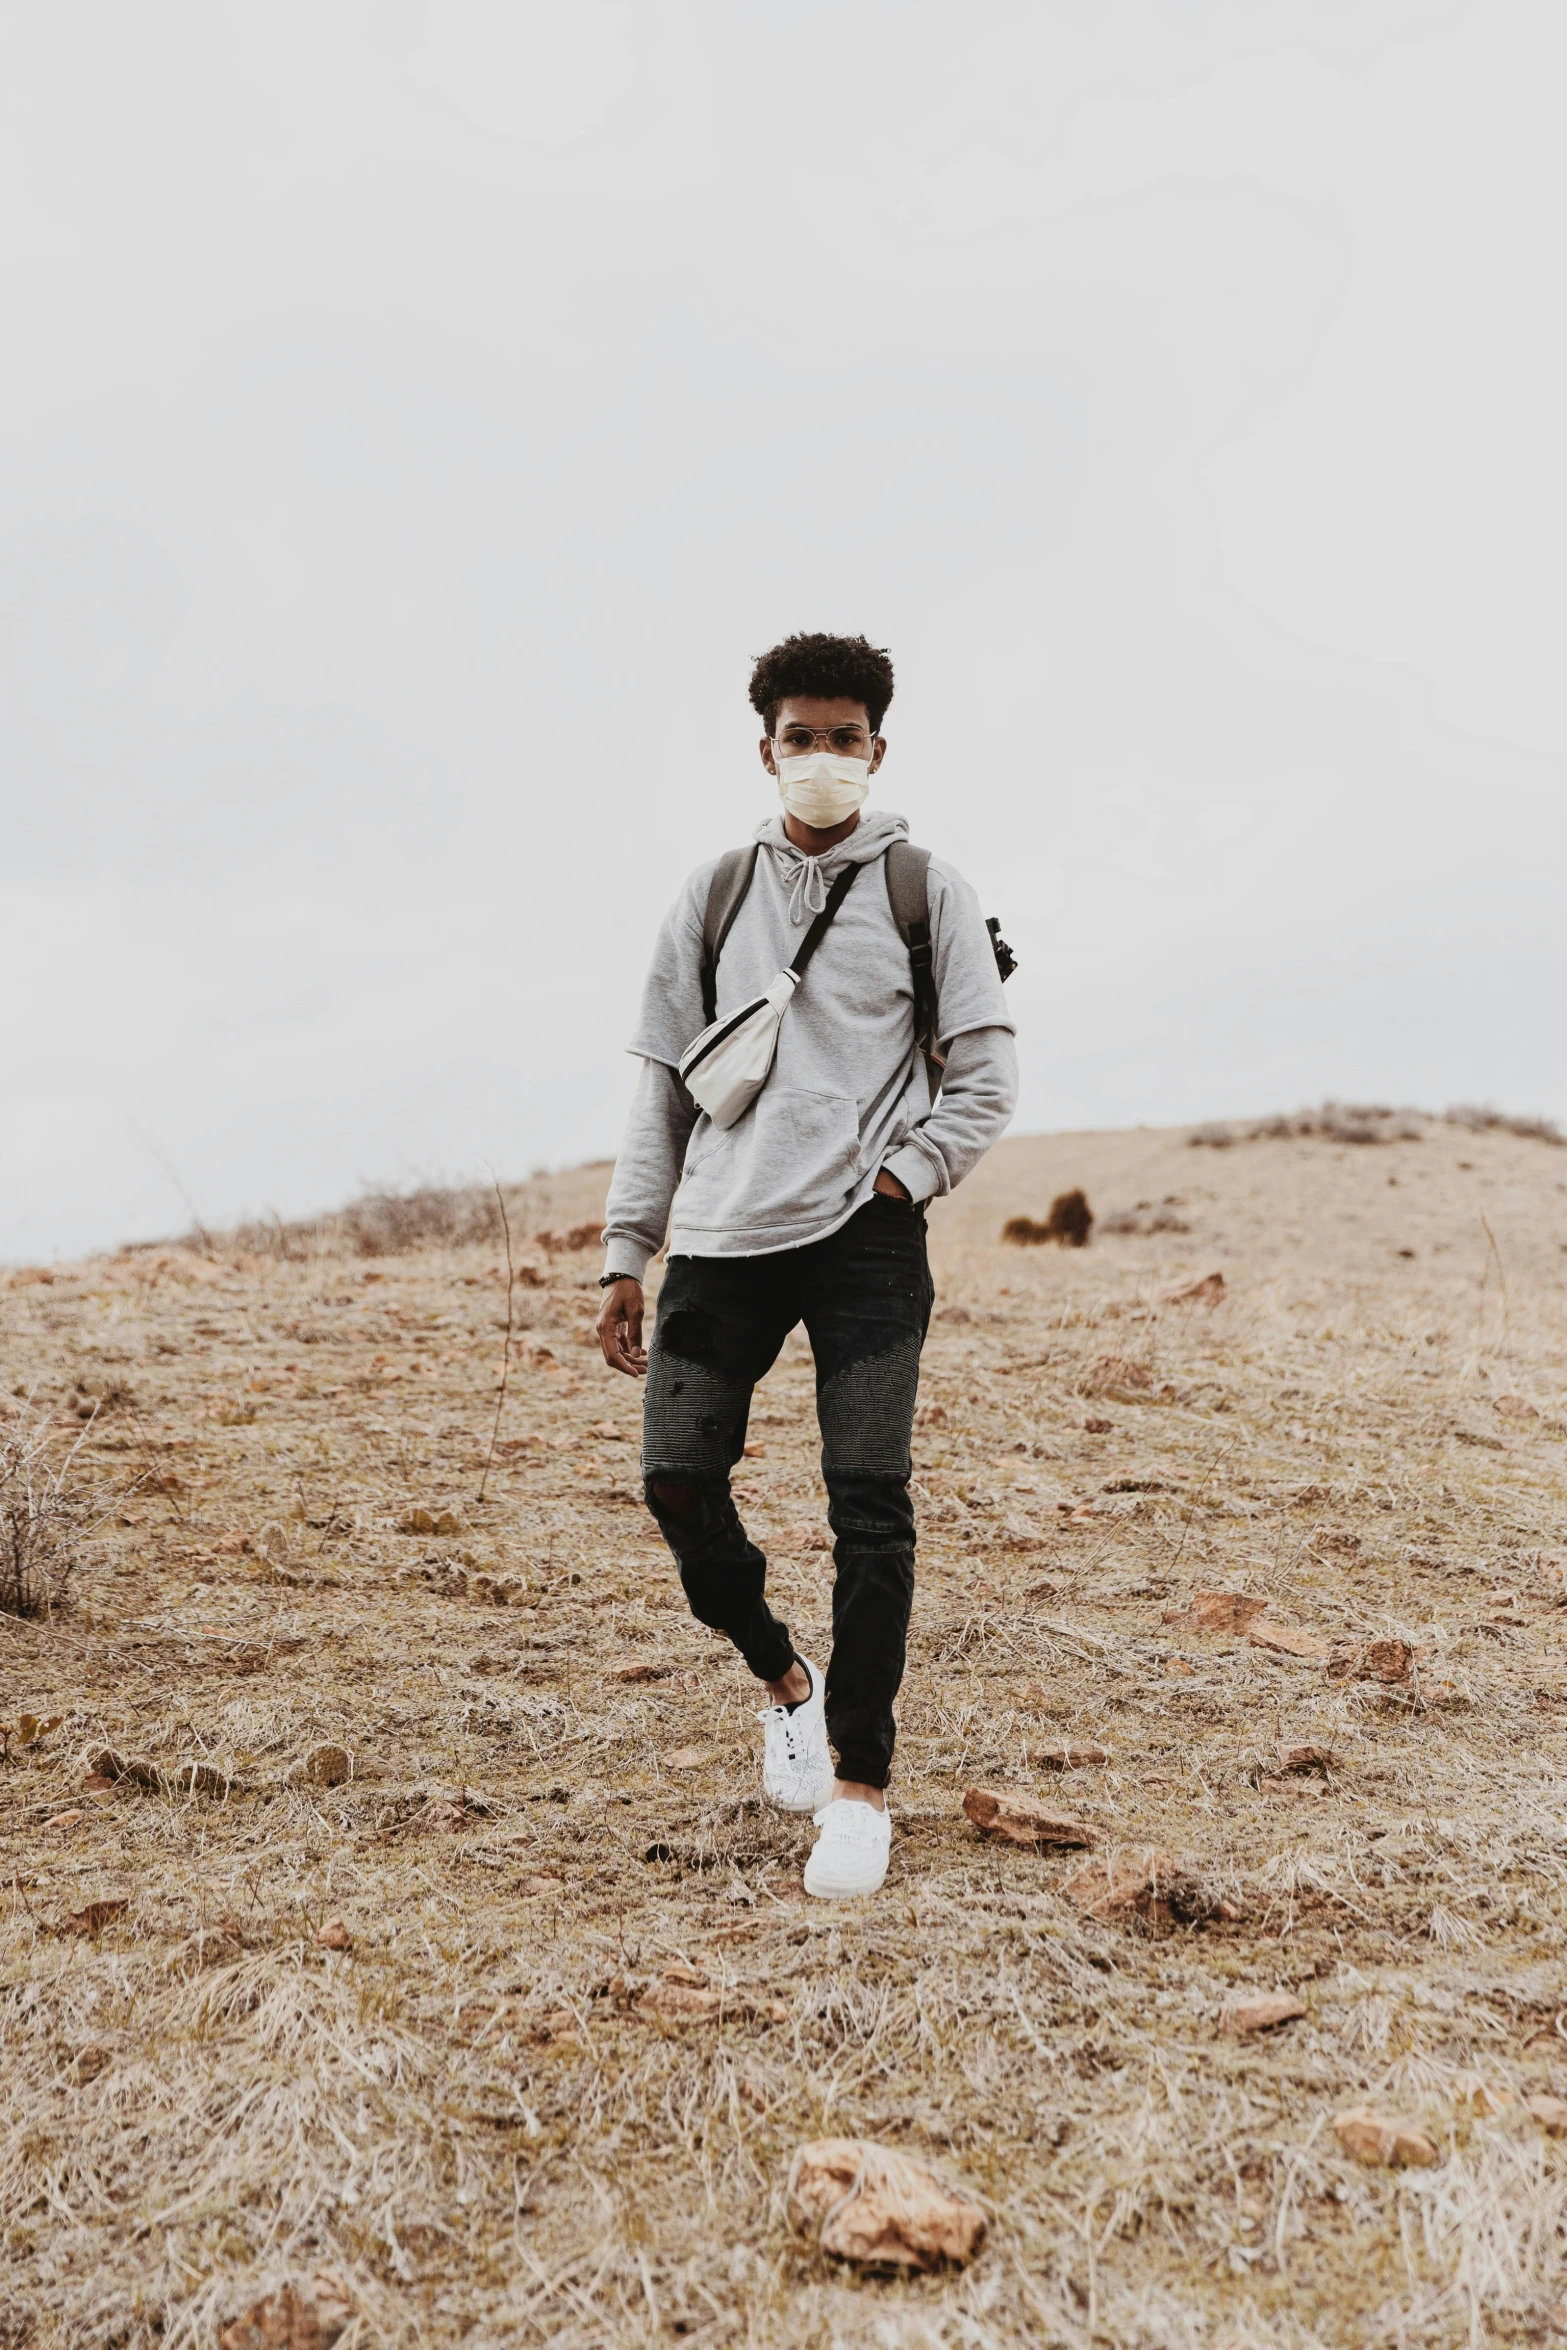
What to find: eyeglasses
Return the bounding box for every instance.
[772,725,876,756]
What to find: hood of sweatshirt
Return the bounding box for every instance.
[753,807,911,924]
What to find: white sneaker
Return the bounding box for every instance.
[803,1797,892,1899]
[758,1658,835,1815]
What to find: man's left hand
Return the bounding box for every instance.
[873,1169,911,1201]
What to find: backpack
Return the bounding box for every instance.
[698,841,1016,1094]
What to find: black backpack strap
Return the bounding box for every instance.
[788,859,859,978]
[699,844,761,1024]
[884,840,945,1089]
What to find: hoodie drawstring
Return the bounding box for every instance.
[773,847,832,924]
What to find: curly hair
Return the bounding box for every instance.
[747,632,895,735]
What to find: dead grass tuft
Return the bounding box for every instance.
[0,1404,90,1619]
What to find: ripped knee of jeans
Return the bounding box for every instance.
[648,1477,702,1523]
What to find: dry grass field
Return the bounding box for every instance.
[5,1112,1567,2349]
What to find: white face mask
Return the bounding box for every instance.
[775,751,871,829]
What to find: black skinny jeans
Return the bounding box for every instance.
[641,1194,934,1790]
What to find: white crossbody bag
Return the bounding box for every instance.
[677,861,860,1129]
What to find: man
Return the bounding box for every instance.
[597,632,1017,1898]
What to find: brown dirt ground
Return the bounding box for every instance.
[4,1117,1567,2348]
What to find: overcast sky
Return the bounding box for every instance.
[4,0,1565,1262]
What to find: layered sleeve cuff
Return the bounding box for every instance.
[601,1241,651,1284]
[881,1140,944,1203]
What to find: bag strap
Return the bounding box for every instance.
[699,844,761,1025]
[788,859,860,980]
[883,840,944,1088]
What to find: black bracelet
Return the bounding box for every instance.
[599,1272,638,1289]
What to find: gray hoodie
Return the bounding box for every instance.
[601,808,1018,1279]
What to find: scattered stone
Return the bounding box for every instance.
[1082,1415,1114,1434]
[640,1971,724,2023]
[1164,1657,1194,1677]
[787,2138,988,2271]
[1165,1271,1225,1307]
[608,1659,673,1683]
[1029,1738,1113,1767]
[1031,1741,1108,1771]
[1527,2097,1567,2133]
[301,1745,351,1787]
[47,1810,85,1829]
[254,1522,296,1568]
[962,1788,1099,1848]
[1332,2108,1440,2168]
[1460,2078,1514,2117]
[61,1898,129,1936]
[915,1402,948,1427]
[1495,1393,1541,1420]
[586,1420,628,1440]
[1276,1743,1334,1775]
[408,1798,468,1835]
[1062,1847,1228,1928]
[1084,1355,1154,1399]
[397,1505,466,1536]
[1164,1589,1266,1634]
[515,1873,563,1898]
[1223,1992,1307,2037]
[71,2043,111,2083]
[315,1918,352,1951]
[1249,1621,1332,1661]
[1327,1636,1416,1686]
[665,1745,720,1770]
[87,1748,161,1791]
[218,2270,354,2350]
[469,1575,523,1606]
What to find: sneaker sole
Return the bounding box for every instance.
[803,1863,888,1900]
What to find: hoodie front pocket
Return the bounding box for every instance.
[677,1089,860,1235]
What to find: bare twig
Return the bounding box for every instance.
[128,1122,215,1258]
[1478,1214,1510,1357]
[477,1168,515,1506]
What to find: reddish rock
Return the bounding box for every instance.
[1249,1621,1332,1661]
[1164,1590,1266,1634]
[1327,1636,1416,1685]
[787,2138,987,2270]
[1083,1355,1154,1398]
[1223,1992,1307,2037]
[1332,2109,1439,2168]
[1165,1272,1225,1307]
[1032,1741,1108,1771]
[962,1788,1099,1848]
[218,2272,353,2350]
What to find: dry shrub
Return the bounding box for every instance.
[1002,1188,1093,1248]
[1447,1103,1563,1146]
[0,1407,88,1620]
[1192,1101,1564,1150]
[1191,1103,1423,1148]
